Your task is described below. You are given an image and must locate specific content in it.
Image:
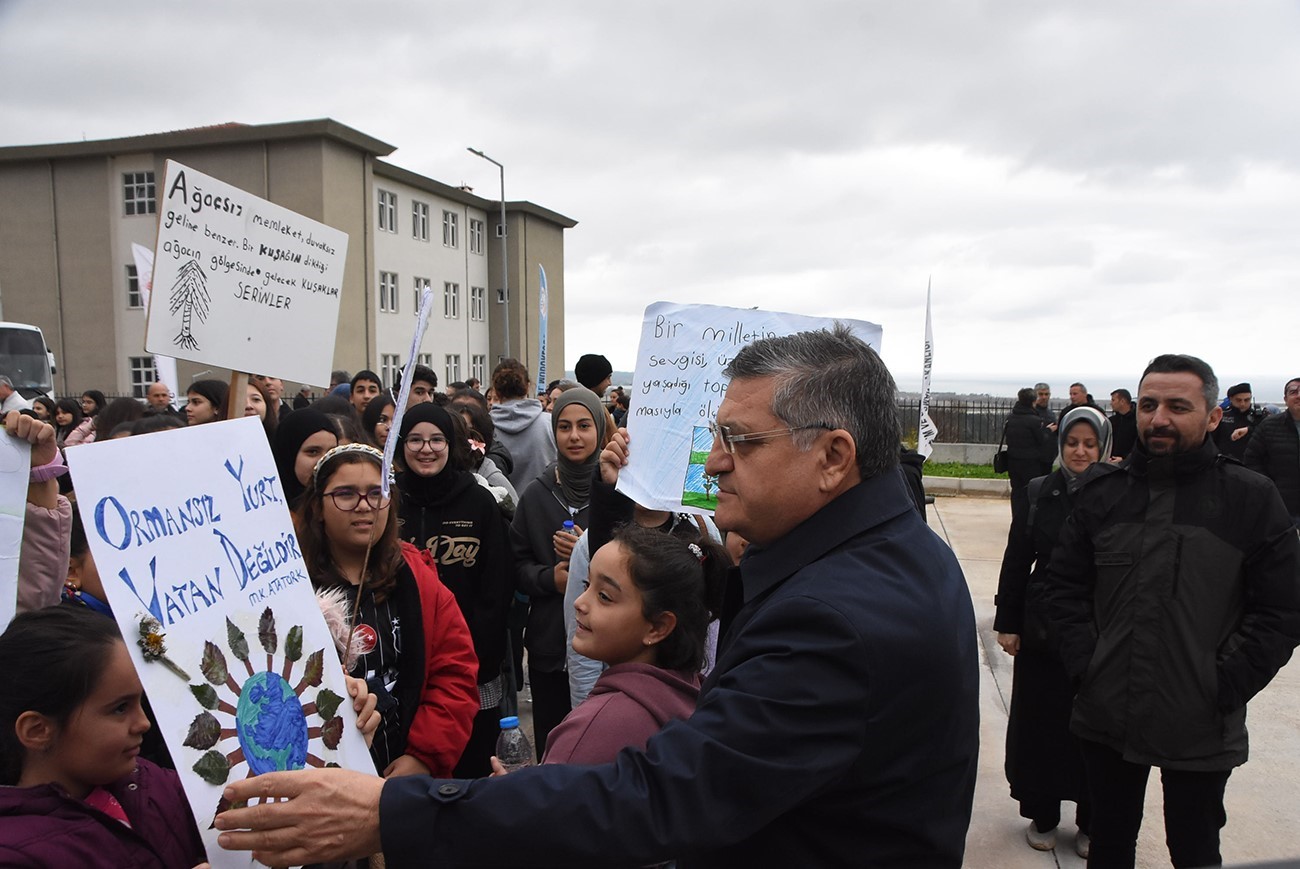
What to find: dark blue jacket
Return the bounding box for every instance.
[380,470,980,867]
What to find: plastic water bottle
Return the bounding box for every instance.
[496,716,535,771]
[562,519,575,535]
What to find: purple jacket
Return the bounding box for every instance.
[0,758,206,867]
[542,663,700,765]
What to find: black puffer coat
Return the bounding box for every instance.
[1244,411,1300,518]
[1042,437,1300,771]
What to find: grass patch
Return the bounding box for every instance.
[922,461,1004,479]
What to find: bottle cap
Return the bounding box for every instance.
[562,520,575,530]
[499,716,520,729]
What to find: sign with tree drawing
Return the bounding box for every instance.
[145,160,348,386]
[64,417,372,868]
[618,302,883,515]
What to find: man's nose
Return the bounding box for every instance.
[704,441,730,477]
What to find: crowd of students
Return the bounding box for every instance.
[0,355,730,866]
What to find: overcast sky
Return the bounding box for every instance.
[3,1,1298,397]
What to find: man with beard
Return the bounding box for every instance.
[1042,354,1300,868]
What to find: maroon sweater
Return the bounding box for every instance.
[542,663,700,765]
[0,758,206,867]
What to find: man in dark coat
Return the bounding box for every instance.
[215,325,982,868]
[1244,377,1300,527]
[1108,388,1138,460]
[1214,382,1266,461]
[1043,355,1300,868]
[1005,387,1053,520]
[1034,382,1058,471]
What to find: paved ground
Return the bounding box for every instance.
[931,495,1300,869]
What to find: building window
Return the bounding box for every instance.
[412,201,429,241]
[445,354,461,385]
[126,265,143,309]
[471,354,486,384]
[413,277,431,314]
[470,286,486,321]
[378,189,397,233]
[128,356,156,398]
[469,218,485,254]
[380,354,401,390]
[443,282,460,319]
[442,210,459,248]
[123,171,156,216]
[379,271,399,313]
[417,353,433,368]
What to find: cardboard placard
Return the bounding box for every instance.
[617,302,883,514]
[65,418,372,867]
[145,160,347,386]
[0,434,30,627]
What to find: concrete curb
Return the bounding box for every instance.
[923,476,1011,498]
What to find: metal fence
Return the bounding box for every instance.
[896,397,1068,445]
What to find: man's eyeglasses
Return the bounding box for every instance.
[404,435,449,452]
[706,420,833,455]
[323,487,391,512]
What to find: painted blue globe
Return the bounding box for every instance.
[235,671,308,775]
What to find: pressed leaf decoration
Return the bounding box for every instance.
[200,641,228,686]
[258,608,278,655]
[184,711,222,750]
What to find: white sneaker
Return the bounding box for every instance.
[1075,832,1091,859]
[1026,822,1056,851]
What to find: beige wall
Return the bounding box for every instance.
[0,163,64,382]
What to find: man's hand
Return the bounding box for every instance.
[553,526,582,561]
[214,768,384,866]
[997,632,1020,657]
[554,560,570,594]
[599,427,630,485]
[384,753,431,778]
[5,411,56,468]
[345,675,380,746]
[1231,426,1249,441]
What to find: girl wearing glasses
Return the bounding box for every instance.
[295,443,479,779]
[395,403,516,777]
[510,387,607,758]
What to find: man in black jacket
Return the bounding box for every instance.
[1245,377,1300,527]
[1214,382,1266,461]
[1108,388,1137,460]
[1043,354,1300,868]
[213,325,981,868]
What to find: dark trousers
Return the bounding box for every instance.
[528,668,572,761]
[1019,793,1091,834]
[1080,739,1230,868]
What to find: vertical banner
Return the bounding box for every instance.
[617,302,883,514]
[64,418,373,867]
[917,279,937,459]
[381,287,437,498]
[132,243,181,408]
[537,264,549,388]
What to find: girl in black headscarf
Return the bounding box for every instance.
[394,403,515,777]
[272,408,338,509]
[509,386,606,758]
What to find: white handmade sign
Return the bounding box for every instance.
[65,417,371,868]
[145,160,348,386]
[618,302,883,514]
[0,433,31,627]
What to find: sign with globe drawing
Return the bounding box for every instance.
[65,417,372,868]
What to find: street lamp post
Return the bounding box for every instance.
[467,147,509,360]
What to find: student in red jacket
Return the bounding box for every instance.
[296,443,479,778]
[0,606,207,868]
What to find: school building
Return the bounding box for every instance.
[0,119,576,397]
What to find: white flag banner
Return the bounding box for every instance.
[917,279,938,459]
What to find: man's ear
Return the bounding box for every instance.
[14,711,56,753]
[1207,404,1224,432]
[817,430,859,492]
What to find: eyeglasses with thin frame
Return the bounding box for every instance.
[322,487,391,512]
[706,420,833,455]
[404,435,449,452]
